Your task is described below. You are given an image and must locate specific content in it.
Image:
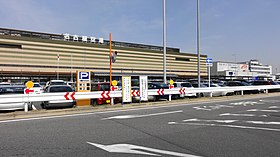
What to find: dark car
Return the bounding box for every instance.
[224,81,260,94]
[149,82,180,100]
[250,80,280,92]
[42,85,75,109]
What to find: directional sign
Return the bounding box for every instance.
[64,92,76,100]
[206,58,213,67]
[157,89,164,95]
[87,142,200,157]
[24,88,34,94]
[131,90,140,97]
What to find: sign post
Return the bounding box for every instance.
[206,58,213,87]
[206,58,213,97]
[122,76,132,104]
[111,80,118,105]
[139,76,148,102]
[169,79,174,101]
[24,81,34,112]
[76,71,91,106]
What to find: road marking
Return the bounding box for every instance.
[219,113,268,117]
[247,109,280,112]
[87,142,201,157]
[168,122,280,132]
[246,121,280,125]
[230,101,260,106]
[0,95,279,124]
[182,118,237,123]
[193,104,233,111]
[269,106,279,109]
[102,110,183,120]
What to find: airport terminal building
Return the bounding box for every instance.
[0,28,207,82]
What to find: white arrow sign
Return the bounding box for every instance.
[87,142,201,157]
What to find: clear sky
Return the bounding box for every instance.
[0,0,279,73]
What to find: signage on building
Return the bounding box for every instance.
[122,76,132,103]
[139,76,148,101]
[63,33,104,44]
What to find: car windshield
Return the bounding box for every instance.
[100,84,110,91]
[181,83,192,87]
[270,81,278,85]
[49,86,73,92]
[51,82,65,85]
[33,84,41,87]
[240,82,251,86]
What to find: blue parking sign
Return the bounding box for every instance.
[79,71,90,81]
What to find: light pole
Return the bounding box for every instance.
[197,0,201,88]
[57,53,59,80]
[163,0,167,84]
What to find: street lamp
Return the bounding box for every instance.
[163,0,167,84]
[197,0,201,88]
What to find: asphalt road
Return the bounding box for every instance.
[0,95,279,157]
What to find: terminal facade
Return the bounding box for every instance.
[211,60,273,80]
[0,28,207,83]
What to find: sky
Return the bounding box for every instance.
[0,0,280,73]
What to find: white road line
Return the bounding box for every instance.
[183,119,237,123]
[247,109,280,112]
[219,113,268,117]
[102,110,183,120]
[246,121,280,125]
[269,106,280,109]
[168,122,280,132]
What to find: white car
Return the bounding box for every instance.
[174,82,197,98]
[32,83,44,94]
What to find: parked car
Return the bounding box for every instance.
[41,85,75,109]
[191,83,208,97]
[45,80,66,89]
[250,80,280,92]
[224,81,260,94]
[173,82,196,98]
[131,86,156,102]
[0,82,12,86]
[149,82,181,100]
[91,82,121,105]
[0,85,29,111]
[202,83,234,96]
[32,83,44,94]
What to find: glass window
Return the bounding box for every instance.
[49,86,72,92]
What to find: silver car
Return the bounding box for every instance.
[0,85,29,111]
[42,85,75,109]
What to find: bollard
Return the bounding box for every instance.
[169,94,171,101]
[24,102,28,112]
[111,97,114,105]
[210,92,213,97]
[241,90,244,95]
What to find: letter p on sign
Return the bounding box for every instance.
[79,72,90,81]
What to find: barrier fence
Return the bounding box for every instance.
[0,85,280,112]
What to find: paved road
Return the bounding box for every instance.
[0,95,279,157]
